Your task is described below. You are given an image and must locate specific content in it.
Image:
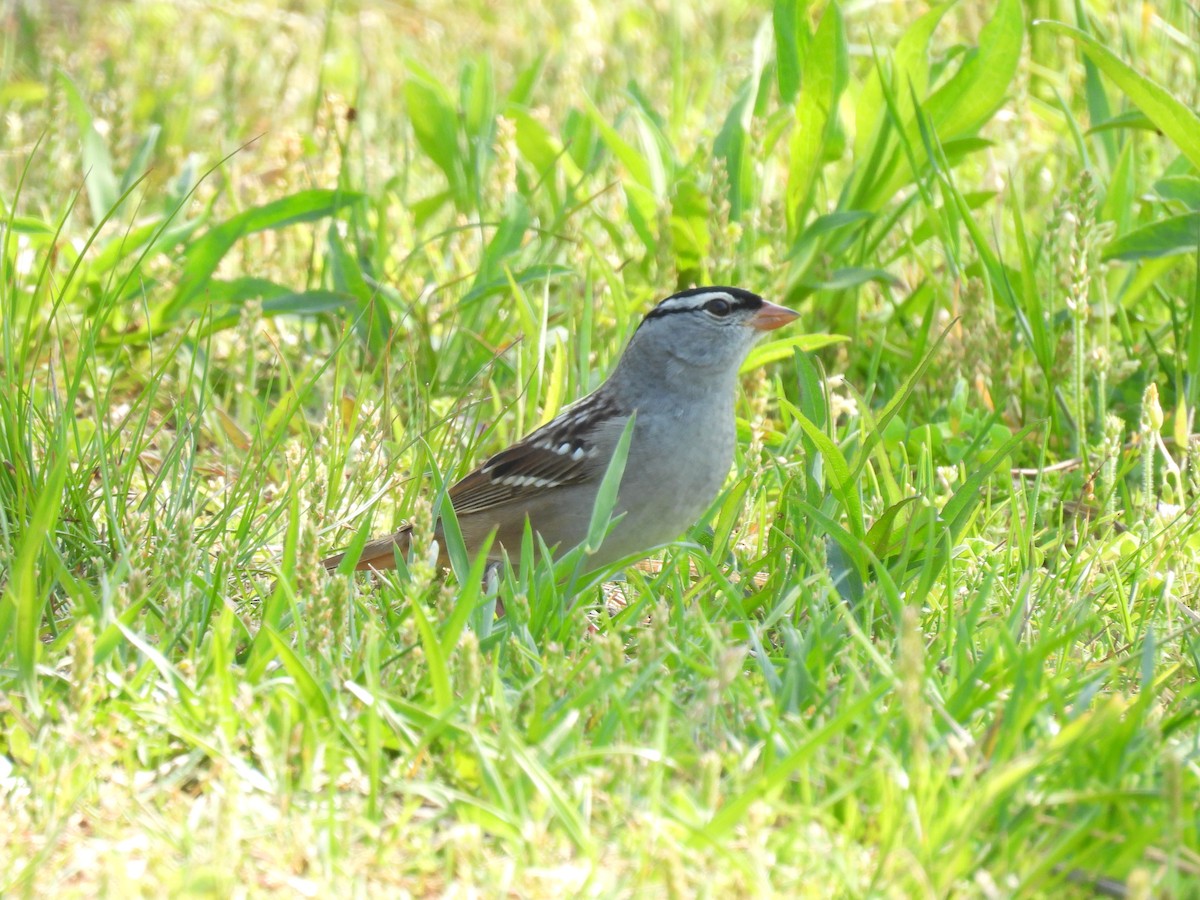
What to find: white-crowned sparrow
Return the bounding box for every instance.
[322,286,797,574]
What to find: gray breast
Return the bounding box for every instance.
[593,402,735,568]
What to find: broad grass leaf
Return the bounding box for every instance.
[476,195,531,286]
[115,621,199,715]
[938,136,994,166]
[883,427,1034,588]
[623,181,659,251]
[504,742,589,848]
[791,410,864,540]
[865,496,922,559]
[1037,20,1200,170]
[1085,110,1156,135]
[856,4,1016,210]
[715,78,757,219]
[1102,140,1136,234]
[772,0,809,103]
[164,188,364,323]
[327,225,372,306]
[626,93,672,195]
[825,534,864,605]
[1079,15,1117,168]
[925,0,1023,140]
[87,220,161,277]
[411,189,452,226]
[788,349,829,509]
[950,168,1059,372]
[709,478,752,565]
[670,180,711,271]
[8,216,55,235]
[1103,213,1200,261]
[120,124,161,195]
[787,1,848,228]
[563,108,601,173]
[1155,176,1200,209]
[585,97,653,190]
[206,277,291,303]
[263,626,334,720]
[459,57,495,144]
[91,594,151,667]
[0,80,48,103]
[329,514,384,576]
[508,55,544,108]
[509,108,582,182]
[406,63,465,202]
[583,99,665,249]
[715,18,771,218]
[408,597,454,713]
[794,209,873,244]
[439,532,497,657]
[741,333,848,372]
[427,446,471,583]
[786,210,873,289]
[59,72,118,225]
[187,289,354,339]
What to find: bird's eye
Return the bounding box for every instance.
[704,298,732,317]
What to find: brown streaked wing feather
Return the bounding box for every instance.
[448,396,627,517]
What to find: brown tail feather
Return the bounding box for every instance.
[321,525,414,572]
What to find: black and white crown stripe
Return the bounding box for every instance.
[641,286,764,322]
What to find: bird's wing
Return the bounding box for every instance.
[449,395,629,517]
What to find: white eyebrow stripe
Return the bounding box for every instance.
[661,290,734,308]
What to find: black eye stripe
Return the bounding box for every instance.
[643,305,702,322]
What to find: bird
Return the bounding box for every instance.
[321,286,798,575]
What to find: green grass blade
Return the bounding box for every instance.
[584,413,635,552]
[1036,20,1200,170]
[0,447,68,700]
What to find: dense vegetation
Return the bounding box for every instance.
[2,0,1198,894]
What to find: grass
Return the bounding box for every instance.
[2,0,1199,895]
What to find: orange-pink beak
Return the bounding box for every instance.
[750,301,800,331]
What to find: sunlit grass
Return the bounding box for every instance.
[1,0,1198,895]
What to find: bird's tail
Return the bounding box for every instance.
[321,524,414,572]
